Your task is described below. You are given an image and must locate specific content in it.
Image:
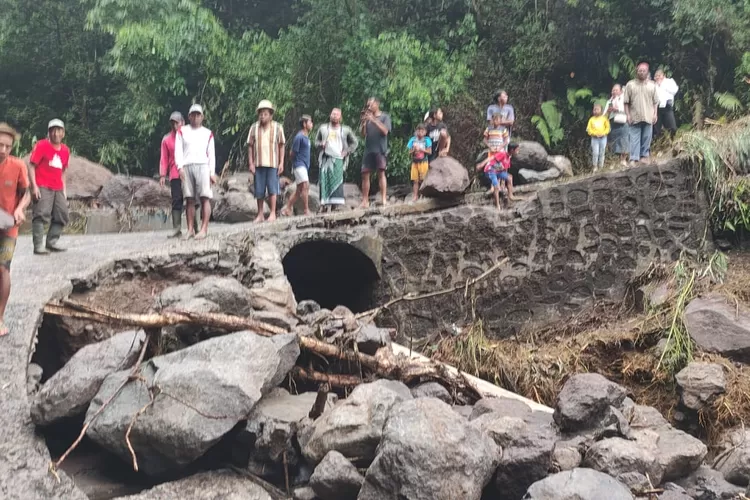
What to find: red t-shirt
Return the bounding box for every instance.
[0,156,30,238]
[30,138,69,191]
[484,151,511,173]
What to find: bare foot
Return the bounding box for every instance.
[359,201,370,209]
[280,208,292,217]
[303,210,311,216]
[495,203,501,210]
[181,232,195,241]
[194,231,208,240]
[508,195,518,201]
[0,320,8,337]
[253,214,265,223]
[267,213,277,222]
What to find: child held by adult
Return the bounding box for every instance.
[484,113,509,155]
[484,142,519,209]
[407,124,432,201]
[586,103,610,172]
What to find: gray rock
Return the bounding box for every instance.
[410,382,452,403]
[221,172,253,193]
[113,469,273,499]
[27,363,43,395]
[714,428,750,486]
[470,396,554,426]
[420,157,470,198]
[297,300,321,316]
[171,297,221,338]
[252,311,298,331]
[98,175,171,209]
[553,373,627,432]
[658,482,693,500]
[309,450,363,500]
[471,413,557,499]
[302,380,412,464]
[675,362,726,411]
[512,141,555,172]
[583,437,662,489]
[552,440,583,471]
[676,465,746,499]
[623,404,670,430]
[633,426,707,481]
[518,168,563,183]
[523,468,634,500]
[453,405,474,419]
[359,398,500,500]
[157,276,252,316]
[293,486,317,500]
[213,191,260,223]
[355,324,391,355]
[249,276,297,314]
[86,331,299,476]
[685,294,750,362]
[31,330,146,426]
[549,155,573,177]
[283,183,321,215]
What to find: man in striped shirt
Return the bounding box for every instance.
[247,100,285,223]
[175,104,215,240]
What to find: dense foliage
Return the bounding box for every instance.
[1,0,748,180]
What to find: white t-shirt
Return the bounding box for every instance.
[656,78,679,108]
[175,125,216,171]
[323,125,345,159]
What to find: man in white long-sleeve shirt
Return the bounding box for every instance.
[175,103,215,240]
[654,69,679,138]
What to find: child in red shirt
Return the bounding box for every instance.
[481,142,519,209]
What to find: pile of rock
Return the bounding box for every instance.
[30,260,744,499]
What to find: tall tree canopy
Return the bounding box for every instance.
[1,0,748,179]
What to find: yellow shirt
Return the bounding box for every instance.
[586,115,610,137]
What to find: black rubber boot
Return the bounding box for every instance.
[46,223,67,252]
[168,210,182,238]
[32,221,49,255]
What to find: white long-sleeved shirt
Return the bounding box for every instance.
[174,125,215,172]
[656,78,679,108]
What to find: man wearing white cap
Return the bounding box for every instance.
[28,119,70,254]
[247,100,285,223]
[159,111,187,238]
[174,104,215,240]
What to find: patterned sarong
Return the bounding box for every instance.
[319,156,345,205]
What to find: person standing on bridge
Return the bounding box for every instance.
[175,104,215,240]
[360,97,391,208]
[624,62,659,165]
[28,119,70,255]
[159,111,187,238]
[247,100,285,223]
[281,115,314,217]
[316,108,358,212]
[0,123,31,336]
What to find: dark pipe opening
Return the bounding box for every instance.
[282,241,379,313]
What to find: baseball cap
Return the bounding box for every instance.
[169,111,184,122]
[48,119,65,130]
[189,104,203,115]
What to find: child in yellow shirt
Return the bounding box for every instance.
[586,103,610,171]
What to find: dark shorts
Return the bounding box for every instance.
[0,235,17,269]
[254,166,280,199]
[361,153,387,173]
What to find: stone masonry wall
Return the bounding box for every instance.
[371,160,708,340]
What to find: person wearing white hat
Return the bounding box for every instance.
[28,119,70,254]
[174,104,215,240]
[0,123,31,336]
[159,111,187,238]
[247,100,285,223]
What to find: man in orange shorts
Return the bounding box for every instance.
[0,123,31,336]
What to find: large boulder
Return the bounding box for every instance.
[684,294,750,362]
[410,382,452,403]
[156,276,252,316]
[359,398,500,500]
[420,157,470,198]
[553,373,627,432]
[98,175,172,208]
[512,141,555,172]
[715,428,750,486]
[221,172,254,193]
[86,331,299,476]
[302,380,412,464]
[309,450,363,500]
[213,191,260,223]
[523,468,634,500]
[676,465,746,499]
[66,156,114,200]
[31,330,146,426]
[632,425,707,481]
[548,155,573,177]
[675,362,726,411]
[517,168,563,183]
[583,437,662,490]
[282,183,321,215]
[471,413,557,499]
[114,469,273,499]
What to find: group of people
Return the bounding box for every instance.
[588,62,679,170]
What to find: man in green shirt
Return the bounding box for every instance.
[623,62,659,166]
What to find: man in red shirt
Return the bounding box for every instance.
[0,123,31,336]
[159,111,186,238]
[29,119,70,254]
